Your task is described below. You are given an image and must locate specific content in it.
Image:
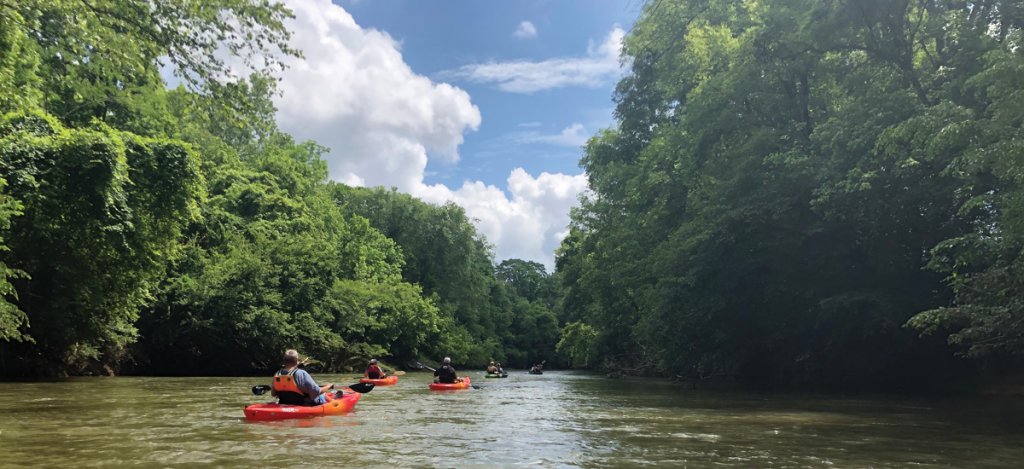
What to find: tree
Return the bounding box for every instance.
[0,178,27,342]
[0,112,201,374]
[334,186,564,366]
[556,0,1017,389]
[496,259,553,304]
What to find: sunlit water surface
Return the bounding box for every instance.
[1,371,1022,467]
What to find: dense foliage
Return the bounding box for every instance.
[557,0,1024,390]
[334,187,561,367]
[0,0,559,376]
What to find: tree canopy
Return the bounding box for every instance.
[556,0,1024,390]
[0,0,562,376]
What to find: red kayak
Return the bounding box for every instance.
[244,389,361,421]
[359,375,398,386]
[428,376,471,390]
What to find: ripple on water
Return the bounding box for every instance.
[666,432,722,442]
[3,373,1024,468]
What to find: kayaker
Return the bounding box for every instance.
[270,349,335,406]
[487,361,498,374]
[495,362,505,374]
[530,363,543,373]
[365,358,386,379]
[433,357,460,384]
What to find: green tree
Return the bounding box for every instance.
[496,259,553,305]
[557,0,1019,389]
[334,186,567,366]
[0,112,201,374]
[0,178,27,342]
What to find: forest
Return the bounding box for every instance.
[0,0,558,376]
[1,0,1023,392]
[556,0,1024,391]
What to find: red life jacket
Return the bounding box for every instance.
[366,364,384,379]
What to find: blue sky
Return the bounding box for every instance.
[258,0,642,268]
[341,0,641,189]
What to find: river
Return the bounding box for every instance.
[1,371,1022,467]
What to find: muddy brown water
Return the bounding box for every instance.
[1,371,1022,467]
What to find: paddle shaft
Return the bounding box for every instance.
[251,382,373,395]
[415,361,434,371]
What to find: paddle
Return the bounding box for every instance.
[251,382,375,396]
[415,361,435,372]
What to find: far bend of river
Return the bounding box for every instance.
[2,372,1023,468]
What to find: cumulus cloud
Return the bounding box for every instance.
[416,171,589,268]
[270,0,481,191]
[254,0,586,267]
[513,21,538,39]
[444,26,626,93]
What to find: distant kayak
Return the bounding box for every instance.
[244,389,361,421]
[485,373,508,378]
[429,377,471,390]
[528,370,543,375]
[360,375,398,386]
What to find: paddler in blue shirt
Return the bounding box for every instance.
[270,349,335,406]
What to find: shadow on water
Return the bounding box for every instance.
[1,371,1022,467]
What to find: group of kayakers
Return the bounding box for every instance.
[366,355,462,384]
[267,349,548,406]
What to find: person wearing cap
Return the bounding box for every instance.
[433,357,460,384]
[365,358,386,380]
[270,349,335,406]
[486,361,498,374]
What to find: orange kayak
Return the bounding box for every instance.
[244,389,361,421]
[428,376,471,390]
[359,375,398,386]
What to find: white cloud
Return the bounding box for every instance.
[251,0,587,268]
[513,21,537,39]
[444,26,626,93]
[415,170,589,269]
[522,123,590,147]
[269,0,481,191]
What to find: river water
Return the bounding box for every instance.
[1,371,1022,467]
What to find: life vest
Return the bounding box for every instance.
[436,365,457,383]
[272,368,307,405]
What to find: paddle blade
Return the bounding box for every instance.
[251,384,272,395]
[414,361,436,372]
[393,371,407,376]
[348,382,375,393]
